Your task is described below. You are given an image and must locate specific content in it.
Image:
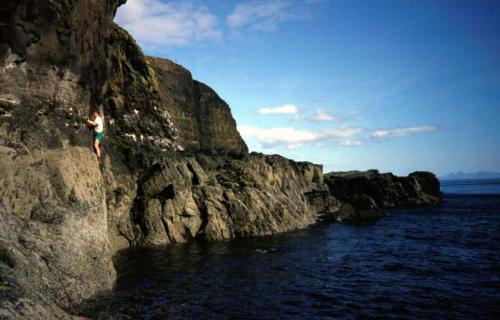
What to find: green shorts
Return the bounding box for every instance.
[94,132,104,142]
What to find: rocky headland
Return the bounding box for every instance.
[324,170,442,220]
[0,1,442,318]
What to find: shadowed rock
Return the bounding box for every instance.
[324,170,443,217]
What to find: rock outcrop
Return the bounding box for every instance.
[324,170,443,217]
[129,153,340,246]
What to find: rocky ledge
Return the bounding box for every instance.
[0,0,441,318]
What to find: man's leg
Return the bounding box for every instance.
[94,139,101,161]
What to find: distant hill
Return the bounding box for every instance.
[440,171,500,180]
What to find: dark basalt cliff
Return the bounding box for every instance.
[0,1,441,318]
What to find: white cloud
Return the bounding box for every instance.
[326,127,363,138]
[227,0,310,30]
[370,126,437,139]
[309,109,340,122]
[340,139,362,146]
[258,104,299,115]
[238,125,362,149]
[257,105,341,122]
[115,0,221,47]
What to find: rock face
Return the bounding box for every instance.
[0,146,115,318]
[147,57,248,155]
[1,1,125,318]
[130,153,340,246]
[0,0,124,77]
[105,29,180,153]
[324,170,443,217]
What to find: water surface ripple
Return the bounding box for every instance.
[77,180,500,319]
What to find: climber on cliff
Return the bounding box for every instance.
[84,110,104,162]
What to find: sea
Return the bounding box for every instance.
[77,179,500,319]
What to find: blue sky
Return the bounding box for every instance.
[116,0,500,176]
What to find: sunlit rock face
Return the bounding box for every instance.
[147,57,248,155]
[130,153,340,246]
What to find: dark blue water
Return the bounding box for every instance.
[441,178,500,195]
[78,180,500,319]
